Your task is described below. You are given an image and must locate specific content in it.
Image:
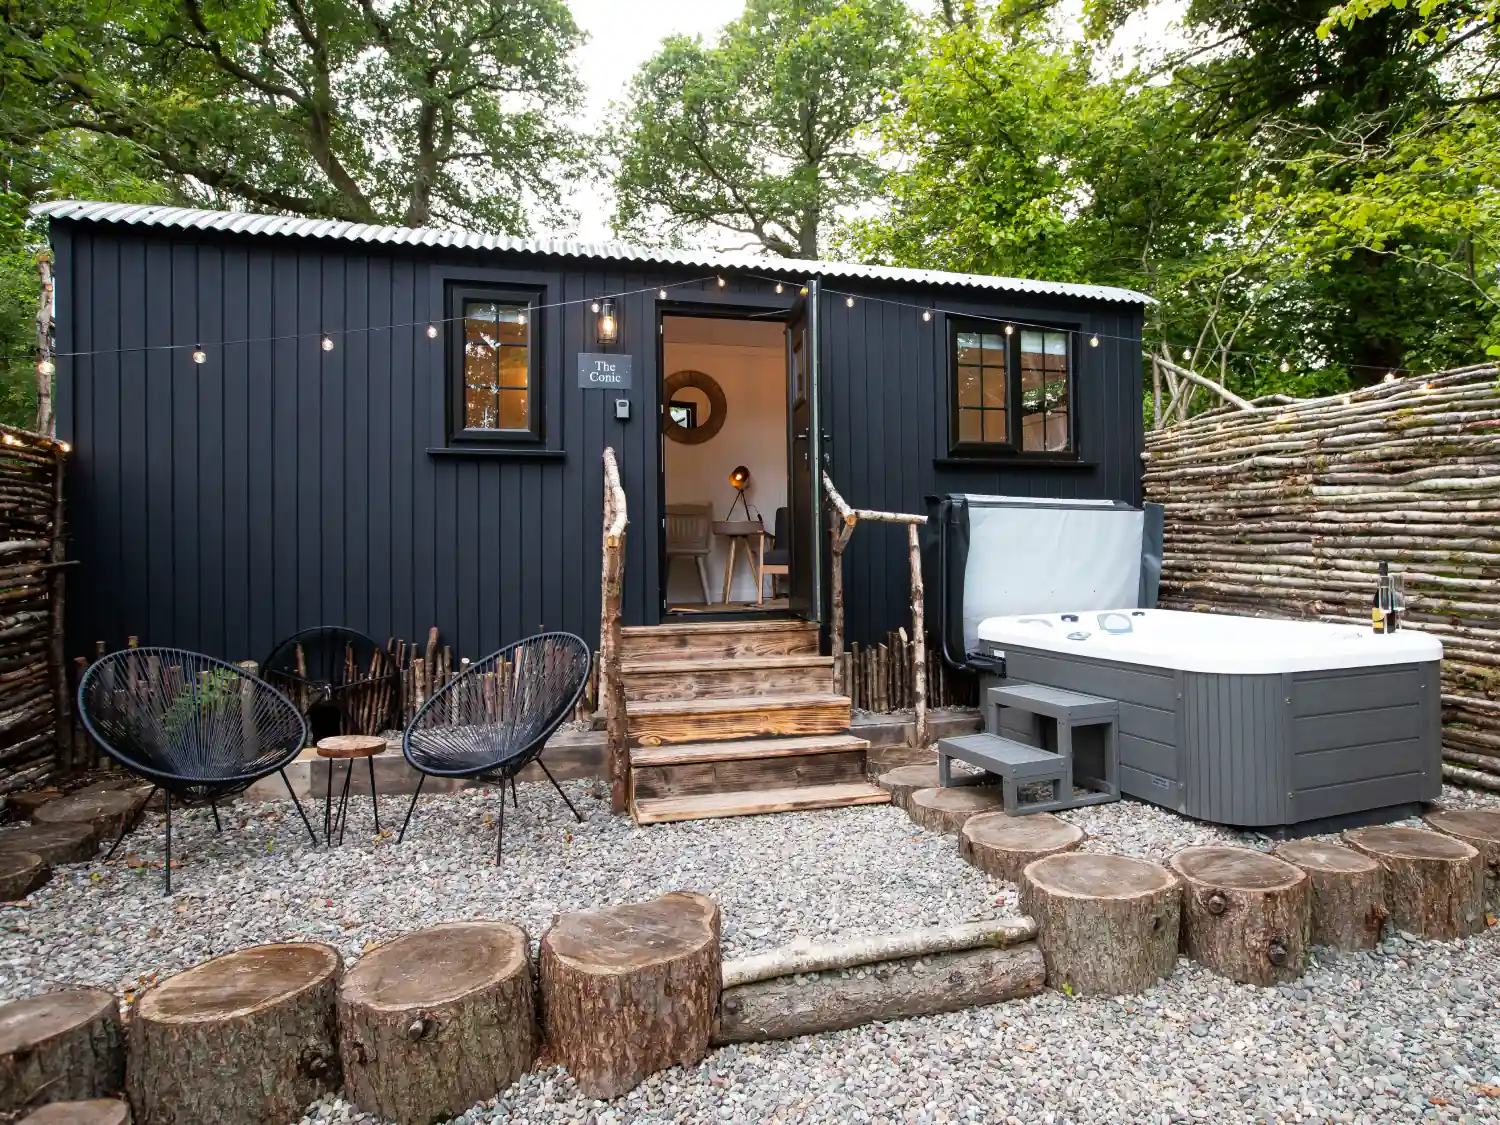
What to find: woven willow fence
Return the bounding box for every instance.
[1143,362,1500,791]
[0,423,69,793]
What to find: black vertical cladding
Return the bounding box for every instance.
[51,220,1144,662]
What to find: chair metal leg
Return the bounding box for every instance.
[280,770,319,846]
[537,759,584,823]
[210,800,222,833]
[105,785,155,861]
[323,757,335,844]
[336,760,354,846]
[510,775,518,809]
[496,787,506,867]
[163,791,172,895]
[367,754,380,833]
[397,775,426,844]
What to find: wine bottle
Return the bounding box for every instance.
[1371,561,1389,634]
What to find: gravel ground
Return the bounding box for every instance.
[2,780,1497,1125]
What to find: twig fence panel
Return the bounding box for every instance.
[839,632,976,714]
[0,424,70,793]
[1143,362,1500,792]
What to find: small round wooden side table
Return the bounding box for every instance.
[316,735,386,846]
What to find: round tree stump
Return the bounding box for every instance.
[0,853,49,901]
[128,942,340,1125]
[0,990,124,1113]
[338,922,534,1125]
[1423,807,1500,906]
[876,765,941,812]
[32,793,136,844]
[961,812,1084,883]
[1273,839,1387,952]
[539,891,720,1100]
[20,1100,129,1125]
[906,787,1005,835]
[0,824,98,867]
[1169,847,1310,987]
[1344,826,1484,940]
[72,781,153,818]
[1020,853,1180,995]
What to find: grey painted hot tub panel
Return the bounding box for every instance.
[990,646,1442,829]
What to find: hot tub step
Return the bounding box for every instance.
[987,682,1118,721]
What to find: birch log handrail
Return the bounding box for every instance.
[822,470,929,747]
[600,448,629,813]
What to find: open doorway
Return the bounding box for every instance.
[660,313,790,616]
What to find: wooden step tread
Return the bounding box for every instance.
[631,734,869,768]
[627,692,848,717]
[621,655,833,675]
[633,782,891,825]
[621,620,817,637]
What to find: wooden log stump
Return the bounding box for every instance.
[0,823,97,866]
[338,922,534,1125]
[1169,847,1310,987]
[715,944,1044,1044]
[540,891,720,1100]
[0,852,49,900]
[72,781,153,820]
[1344,826,1484,940]
[0,990,124,1113]
[32,793,136,844]
[865,744,935,780]
[1273,839,1387,951]
[961,812,1084,884]
[1020,853,1180,995]
[1422,807,1500,906]
[8,789,62,821]
[20,1100,129,1125]
[906,786,1005,835]
[129,942,340,1125]
[876,764,940,812]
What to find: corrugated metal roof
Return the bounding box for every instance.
[32,199,1154,305]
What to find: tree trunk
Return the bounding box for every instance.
[876,763,942,812]
[129,943,341,1125]
[0,823,98,866]
[1021,853,1180,995]
[1422,807,1500,907]
[338,922,534,1125]
[908,522,927,747]
[1170,846,1310,987]
[962,812,1084,884]
[906,786,1004,835]
[1344,826,1485,940]
[20,1099,129,1125]
[1273,838,1387,951]
[0,990,124,1113]
[34,254,53,437]
[714,943,1044,1044]
[539,891,719,1100]
[0,852,49,900]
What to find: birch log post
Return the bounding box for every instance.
[908,521,927,747]
[34,255,53,437]
[600,448,629,814]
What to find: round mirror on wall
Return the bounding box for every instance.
[663,369,727,444]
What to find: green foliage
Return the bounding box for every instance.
[611,0,917,257]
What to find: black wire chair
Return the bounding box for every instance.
[77,648,318,893]
[261,627,400,744]
[399,632,591,863]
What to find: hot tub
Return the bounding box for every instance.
[975,609,1444,832]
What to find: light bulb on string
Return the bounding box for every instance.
[799,286,808,296]
[191,346,207,365]
[517,312,526,326]
[58,441,70,453]
[321,335,335,352]
[1279,359,1290,373]
[36,358,54,377]
[658,289,667,300]
[1384,371,1397,383]
[1004,325,1013,336]
[922,310,931,322]
[1089,335,1100,347]
[1182,348,1192,360]
[717,277,726,289]
[590,301,600,314]
[775,283,784,294]
[426,324,438,338]
[845,296,855,308]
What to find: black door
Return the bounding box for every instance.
[786,282,823,621]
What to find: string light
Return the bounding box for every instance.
[922,310,931,322]
[426,323,438,338]
[37,358,54,376]
[1420,381,1434,393]
[191,347,207,365]
[800,286,808,296]
[321,335,335,352]
[845,296,855,308]
[658,289,667,299]
[58,441,70,453]
[1004,325,1013,336]
[1182,348,1192,360]
[1279,359,1290,373]
[1089,335,1100,347]
[590,300,600,313]
[717,277,726,289]
[1384,371,1398,383]
[517,312,526,326]
[775,283,784,294]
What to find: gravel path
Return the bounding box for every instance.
[1,780,1496,1125]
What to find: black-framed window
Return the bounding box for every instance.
[950,320,1074,456]
[448,285,542,443]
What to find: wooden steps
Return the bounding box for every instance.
[628,693,849,746]
[621,655,834,702]
[621,621,880,825]
[633,782,891,825]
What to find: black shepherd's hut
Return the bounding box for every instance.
[38,200,1150,663]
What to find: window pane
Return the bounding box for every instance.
[982,368,1006,408]
[465,383,497,429]
[980,334,1005,360]
[1019,328,1071,453]
[1045,407,1069,452]
[497,389,529,430]
[957,366,982,407]
[983,410,1008,443]
[497,346,528,389]
[956,333,981,367]
[958,409,982,442]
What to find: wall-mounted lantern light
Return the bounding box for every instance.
[597,297,618,345]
